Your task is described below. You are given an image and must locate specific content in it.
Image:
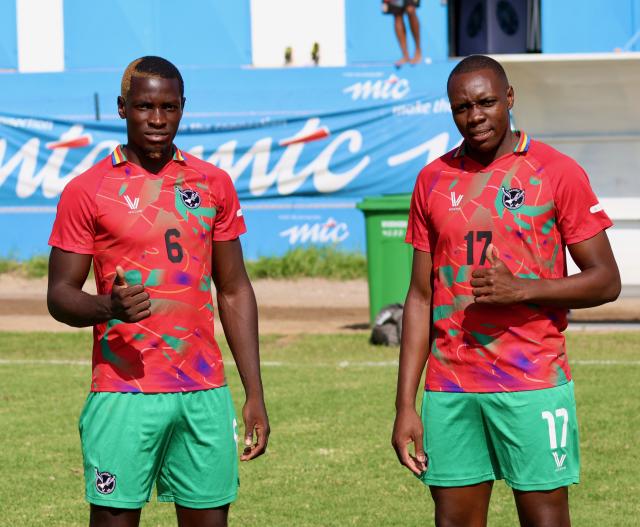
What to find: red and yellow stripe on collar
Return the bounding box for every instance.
[111,145,186,166]
[513,131,530,153]
[452,131,530,159]
[111,145,127,165]
[173,147,186,162]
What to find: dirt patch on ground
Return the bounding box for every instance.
[0,274,638,333]
[0,275,370,334]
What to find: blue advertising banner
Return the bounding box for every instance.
[0,64,460,258]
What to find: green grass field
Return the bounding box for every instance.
[1,332,639,526]
[0,247,368,281]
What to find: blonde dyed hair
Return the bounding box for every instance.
[120,56,184,100]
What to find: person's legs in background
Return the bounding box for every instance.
[393,11,410,67]
[405,4,422,64]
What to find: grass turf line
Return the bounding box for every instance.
[0,247,368,281]
[0,332,639,526]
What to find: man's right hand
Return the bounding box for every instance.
[392,407,427,476]
[110,266,151,323]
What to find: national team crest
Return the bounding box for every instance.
[175,186,201,209]
[95,468,116,495]
[501,186,525,210]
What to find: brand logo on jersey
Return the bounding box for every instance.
[175,186,201,209]
[123,194,139,210]
[450,192,464,210]
[501,187,525,210]
[552,452,567,471]
[95,468,116,494]
[589,203,604,214]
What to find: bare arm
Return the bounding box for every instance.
[47,247,151,327]
[211,238,269,461]
[471,231,620,308]
[391,249,432,475]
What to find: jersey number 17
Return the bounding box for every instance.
[464,230,492,265]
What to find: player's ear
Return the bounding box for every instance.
[181,97,186,111]
[117,96,126,119]
[506,85,514,111]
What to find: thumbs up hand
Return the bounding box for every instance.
[109,265,151,322]
[470,244,526,305]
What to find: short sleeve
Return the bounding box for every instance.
[212,170,247,241]
[550,157,613,245]
[405,168,432,252]
[48,178,96,254]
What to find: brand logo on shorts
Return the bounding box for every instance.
[95,468,116,494]
[501,186,525,210]
[552,452,567,471]
[175,186,201,209]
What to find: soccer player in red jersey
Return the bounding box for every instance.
[392,55,620,526]
[47,56,269,527]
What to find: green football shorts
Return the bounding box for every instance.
[79,386,239,509]
[419,381,580,491]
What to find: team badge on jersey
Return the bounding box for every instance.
[95,468,116,494]
[175,186,201,209]
[501,186,525,210]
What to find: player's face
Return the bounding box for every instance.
[118,76,184,161]
[448,69,514,163]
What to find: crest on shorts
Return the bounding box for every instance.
[501,186,525,210]
[95,468,116,495]
[175,186,201,209]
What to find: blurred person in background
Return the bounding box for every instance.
[47,55,269,527]
[383,0,423,66]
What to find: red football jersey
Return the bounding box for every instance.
[49,146,246,393]
[406,133,612,393]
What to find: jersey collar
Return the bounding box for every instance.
[111,145,187,166]
[452,131,530,159]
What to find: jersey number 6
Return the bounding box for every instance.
[164,229,184,263]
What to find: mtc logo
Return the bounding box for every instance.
[279,217,349,244]
[343,75,410,101]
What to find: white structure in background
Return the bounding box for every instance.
[250,0,346,67]
[16,0,65,72]
[501,53,640,285]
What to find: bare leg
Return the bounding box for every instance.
[513,486,571,527]
[406,6,422,64]
[175,503,230,527]
[430,481,493,527]
[89,505,141,527]
[394,13,410,67]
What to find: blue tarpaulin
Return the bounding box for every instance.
[0,63,460,258]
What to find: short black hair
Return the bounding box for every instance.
[121,56,184,99]
[447,55,509,93]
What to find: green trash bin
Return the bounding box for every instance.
[357,194,413,324]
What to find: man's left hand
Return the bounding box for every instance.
[240,397,270,461]
[470,244,528,304]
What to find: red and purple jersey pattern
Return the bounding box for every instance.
[49,146,246,393]
[406,133,612,393]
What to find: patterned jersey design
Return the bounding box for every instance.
[406,134,612,393]
[49,146,246,393]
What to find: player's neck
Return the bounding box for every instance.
[123,144,173,174]
[466,130,519,167]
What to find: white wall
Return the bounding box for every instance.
[250,0,346,67]
[16,0,64,72]
[501,54,640,285]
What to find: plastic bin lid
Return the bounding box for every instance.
[356,193,412,211]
